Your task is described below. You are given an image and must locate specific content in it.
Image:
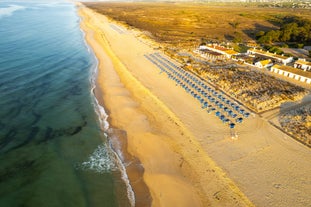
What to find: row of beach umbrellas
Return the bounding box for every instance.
[144,53,251,129]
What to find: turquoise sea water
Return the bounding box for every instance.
[0,1,131,206]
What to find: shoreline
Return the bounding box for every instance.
[78,5,254,207]
[78,8,150,206]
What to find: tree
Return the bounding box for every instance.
[280,22,298,42]
[258,35,271,44]
[255,16,311,45]
[265,30,280,42]
[255,31,265,39]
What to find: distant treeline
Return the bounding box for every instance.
[256,16,311,46]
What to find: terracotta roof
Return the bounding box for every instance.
[272,64,311,78]
[213,45,228,51]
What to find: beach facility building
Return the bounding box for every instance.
[294,59,311,71]
[271,64,311,84]
[199,44,239,59]
[195,47,226,61]
[248,48,293,65]
[254,59,273,69]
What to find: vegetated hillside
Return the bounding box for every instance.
[84,2,311,47]
[256,16,311,45]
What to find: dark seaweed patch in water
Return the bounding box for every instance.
[69,85,83,96]
[11,127,40,151]
[70,126,82,135]
[39,121,87,144]
[31,111,41,126]
[0,129,17,150]
[1,119,87,152]
[5,104,22,118]
[61,84,83,100]
[44,127,54,142]
[0,159,36,184]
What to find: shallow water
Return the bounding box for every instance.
[0,1,130,206]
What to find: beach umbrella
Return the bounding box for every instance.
[229,123,235,129]
[236,117,243,123]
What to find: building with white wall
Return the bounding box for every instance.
[271,64,311,84]
[294,59,311,71]
[248,48,293,65]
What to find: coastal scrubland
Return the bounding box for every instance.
[280,105,311,146]
[198,65,307,112]
[84,2,311,47]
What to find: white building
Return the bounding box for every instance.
[248,48,293,65]
[254,59,273,68]
[271,64,311,84]
[199,44,239,59]
[294,59,311,71]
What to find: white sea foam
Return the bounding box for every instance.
[92,96,135,206]
[92,90,135,206]
[94,98,110,131]
[81,143,117,173]
[112,144,136,207]
[91,66,135,206]
[0,5,25,19]
[83,13,135,204]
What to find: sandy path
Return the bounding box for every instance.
[79,6,253,207]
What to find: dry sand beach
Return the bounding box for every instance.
[78,4,311,207]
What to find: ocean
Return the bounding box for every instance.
[0,1,131,206]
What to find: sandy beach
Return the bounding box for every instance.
[78,4,311,207]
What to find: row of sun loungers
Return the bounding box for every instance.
[109,24,125,34]
[145,52,251,129]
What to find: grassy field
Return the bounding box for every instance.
[84,2,311,47]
